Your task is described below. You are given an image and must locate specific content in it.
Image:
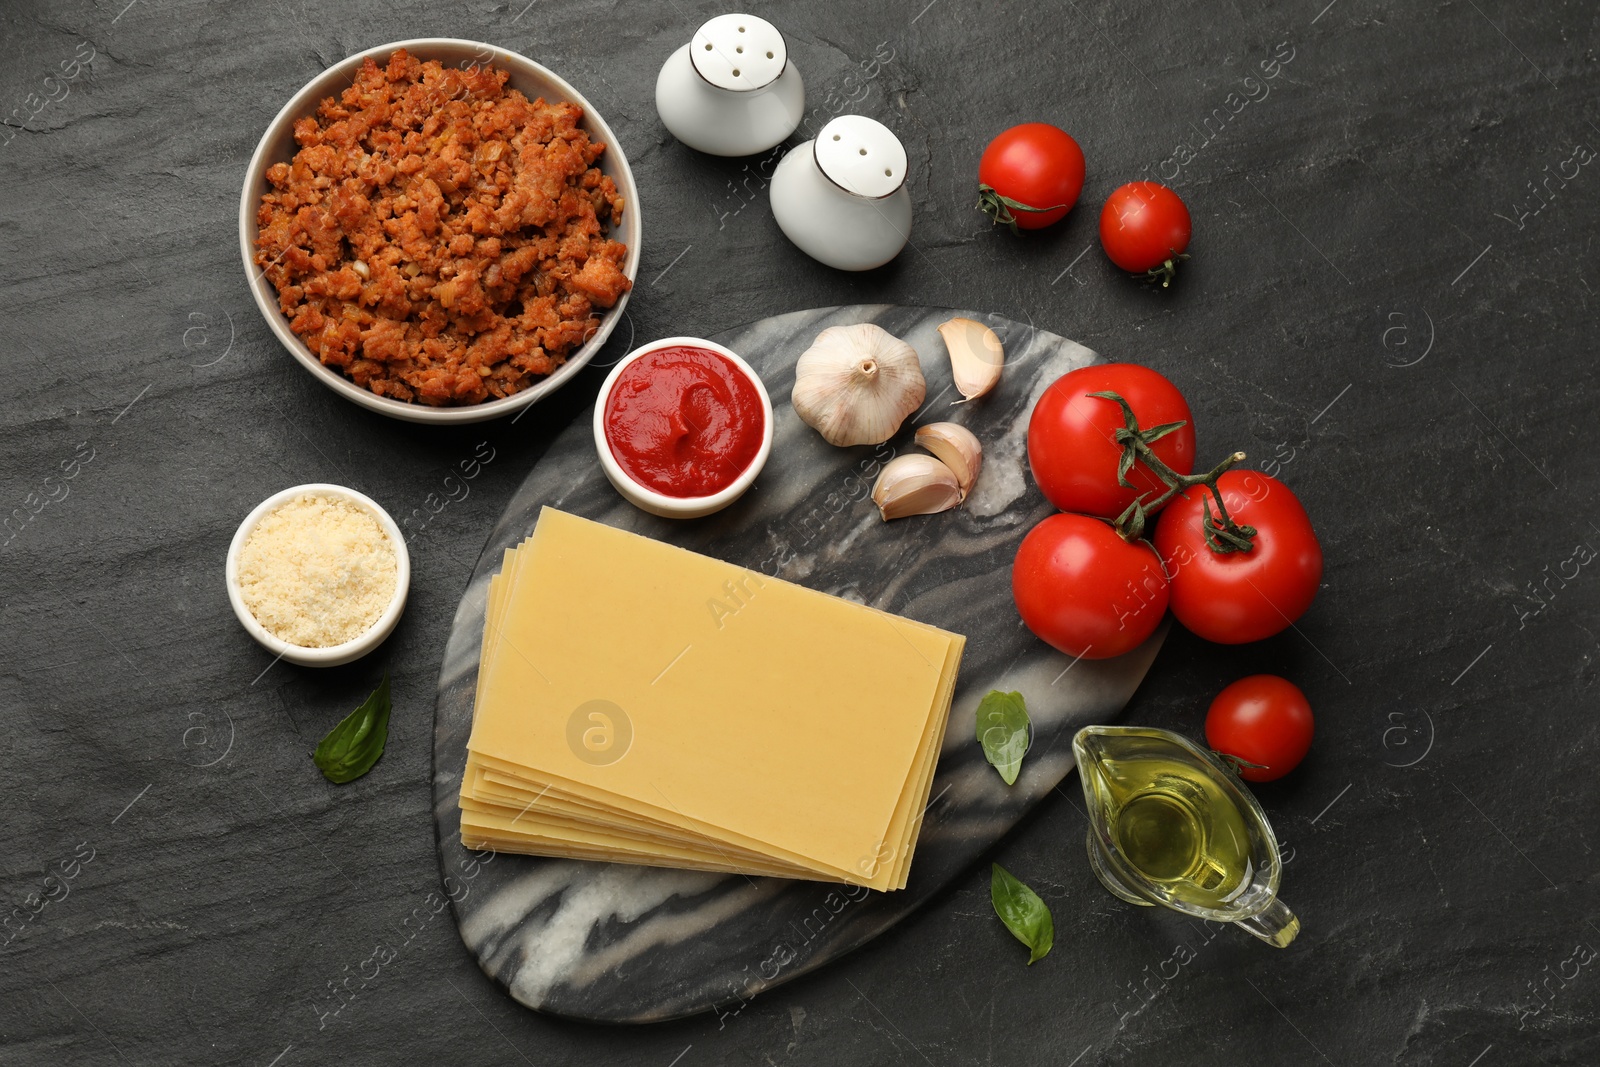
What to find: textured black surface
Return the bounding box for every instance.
[0,0,1596,1064]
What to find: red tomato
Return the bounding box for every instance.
[1153,470,1322,644]
[1099,182,1192,284]
[978,123,1086,232]
[1205,675,1314,782]
[1027,363,1196,519]
[1012,513,1167,660]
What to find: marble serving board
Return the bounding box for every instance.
[431,304,1167,1023]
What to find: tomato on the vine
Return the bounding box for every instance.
[1205,675,1314,783]
[1012,513,1167,660]
[1027,363,1195,520]
[1153,470,1322,644]
[1099,182,1192,285]
[978,123,1086,232]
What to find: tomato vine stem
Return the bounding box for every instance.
[1139,251,1190,288]
[1214,750,1268,776]
[1088,390,1257,553]
[978,183,1070,235]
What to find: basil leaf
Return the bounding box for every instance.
[990,863,1054,965]
[313,674,391,784]
[975,690,1030,786]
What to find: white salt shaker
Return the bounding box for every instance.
[655,13,806,157]
[769,115,912,271]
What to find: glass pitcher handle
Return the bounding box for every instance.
[1233,898,1301,948]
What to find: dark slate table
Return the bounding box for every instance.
[1,1,1595,1064]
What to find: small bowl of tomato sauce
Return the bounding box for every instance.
[594,336,773,519]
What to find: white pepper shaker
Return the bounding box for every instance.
[769,115,912,271]
[655,13,806,157]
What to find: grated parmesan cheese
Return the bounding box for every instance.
[237,494,398,648]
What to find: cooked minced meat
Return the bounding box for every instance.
[255,49,631,406]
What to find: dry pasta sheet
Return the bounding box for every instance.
[458,507,965,891]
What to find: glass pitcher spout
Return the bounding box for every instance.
[1073,725,1300,947]
[1233,898,1301,947]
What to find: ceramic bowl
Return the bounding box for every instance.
[239,38,642,425]
[225,483,410,667]
[593,336,773,519]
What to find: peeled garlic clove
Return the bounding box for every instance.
[936,317,1005,402]
[914,422,983,499]
[872,454,963,521]
[792,323,927,447]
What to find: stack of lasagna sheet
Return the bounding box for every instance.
[458,507,965,891]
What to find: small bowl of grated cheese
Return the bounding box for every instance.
[225,484,410,667]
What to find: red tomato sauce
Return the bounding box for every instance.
[603,346,765,498]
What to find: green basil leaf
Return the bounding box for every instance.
[975,690,1030,786]
[314,674,391,784]
[990,863,1053,965]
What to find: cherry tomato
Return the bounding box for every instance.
[978,123,1086,232]
[1027,363,1196,520]
[1152,470,1322,644]
[1099,182,1192,285]
[1012,513,1167,660]
[1205,675,1314,782]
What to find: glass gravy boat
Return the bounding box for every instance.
[1072,725,1300,947]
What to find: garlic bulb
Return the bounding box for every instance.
[872,454,963,520]
[936,317,1005,402]
[792,324,927,447]
[914,422,982,499]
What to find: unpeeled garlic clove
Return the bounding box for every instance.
[914,422,982,499]
[936,317,1005,402]
[872,454,963,521]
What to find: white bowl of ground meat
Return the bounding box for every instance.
[240,40,642,424]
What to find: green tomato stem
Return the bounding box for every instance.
[978,184,1070,235]
[1088,390,1257,553]
[1141,251,1191,288]
[1215,750,1269,776]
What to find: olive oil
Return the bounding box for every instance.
[1104,755,1252,906]
[1073,725,1301,946]
[1081,739,1254,910]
